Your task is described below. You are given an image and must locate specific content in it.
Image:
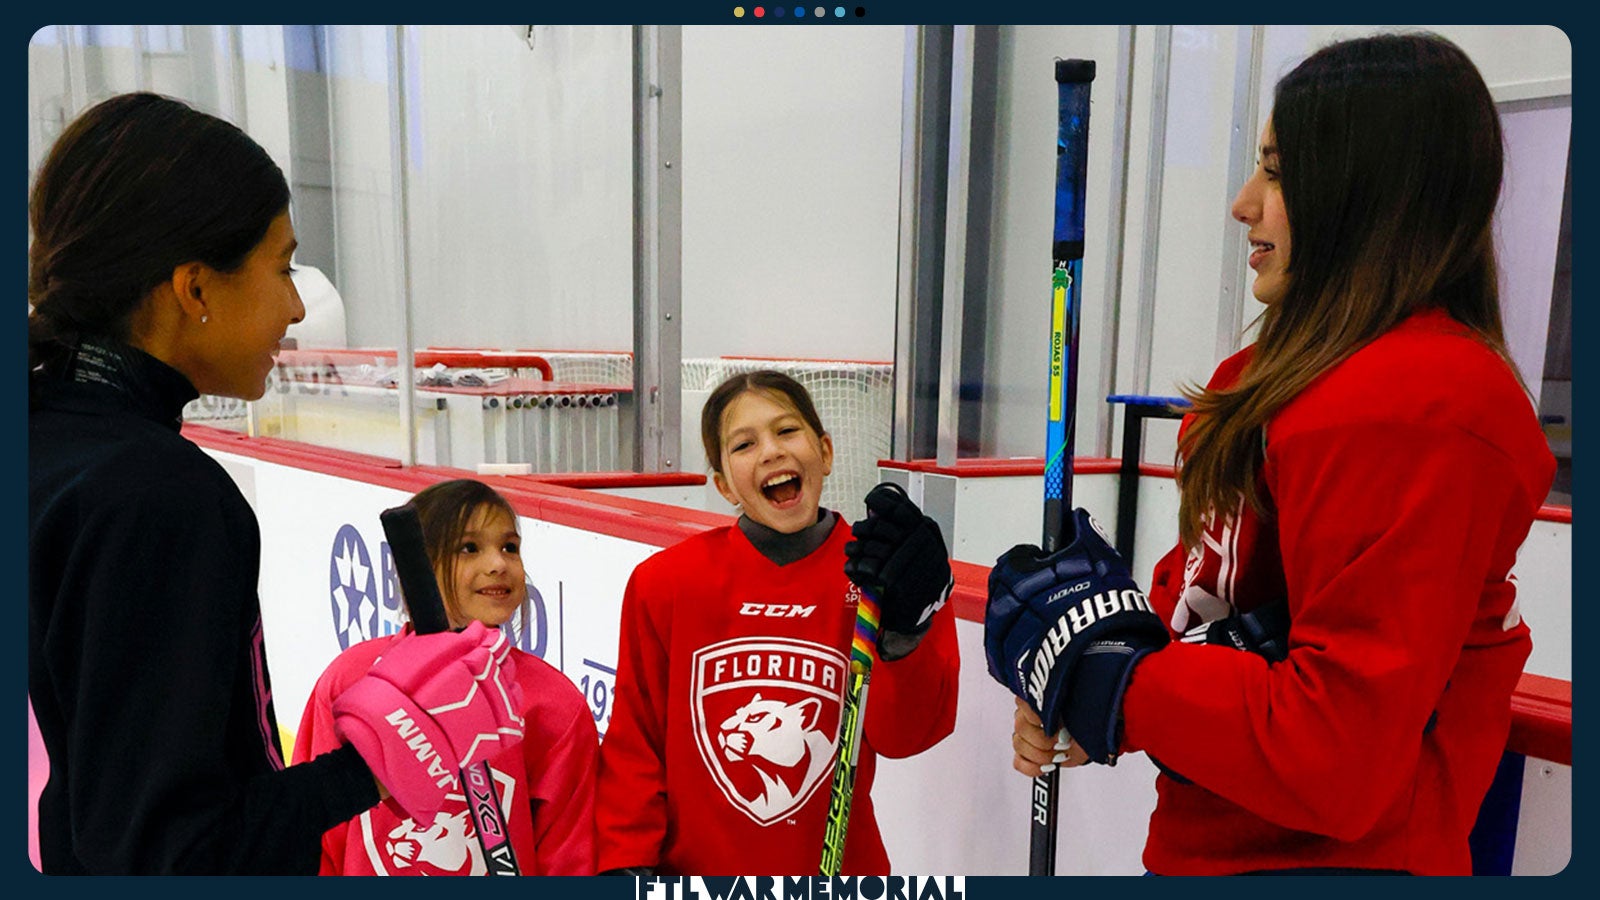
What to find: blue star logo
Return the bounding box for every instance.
[329,524,378,650]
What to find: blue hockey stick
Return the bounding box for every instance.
[1028,57,1095,877]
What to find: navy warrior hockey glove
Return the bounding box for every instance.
[984,509,1169,764]
[843,482,954,661]
[1183,599,1290,663]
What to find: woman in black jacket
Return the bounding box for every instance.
[29,92,521,874]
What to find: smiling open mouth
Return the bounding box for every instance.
[761,473,802,505]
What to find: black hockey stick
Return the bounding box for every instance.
[1028,57,1096,877]
[380,503,521,876]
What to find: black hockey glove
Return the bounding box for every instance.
[843,482,953,660]
[984,509,1169,764]
[1183,598,1290,663]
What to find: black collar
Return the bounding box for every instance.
[34,338,200,431]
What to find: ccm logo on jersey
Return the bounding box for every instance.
[1024,589,1154,708]
[384,708,458,789]
[739,603,817,618]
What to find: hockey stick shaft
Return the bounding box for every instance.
[1030,58,1096,877]
[819,589,882,875]
[380,503,521,877]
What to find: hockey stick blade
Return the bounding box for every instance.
[380,503,521,877]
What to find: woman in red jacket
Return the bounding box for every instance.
[985,32,1555,875]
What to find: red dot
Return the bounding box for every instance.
[754,5,765,14]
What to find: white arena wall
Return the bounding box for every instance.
[32,435,1566,876]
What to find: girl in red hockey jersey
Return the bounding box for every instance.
[986,32,1555,875]
[294,478,598,875]
[597,371,961,874]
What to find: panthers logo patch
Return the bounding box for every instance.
[691,637,847,825]
[356,767,519,875]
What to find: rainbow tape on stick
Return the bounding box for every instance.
[823,589,880,874]
[851,594,881,673]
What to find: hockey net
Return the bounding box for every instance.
[534,350,634,387]
[212,350,893,517]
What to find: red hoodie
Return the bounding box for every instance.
[1124,309,1554,874]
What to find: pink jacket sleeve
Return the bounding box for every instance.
[527,694,601,874]
[292,656,362,874]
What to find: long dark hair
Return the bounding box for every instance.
[408,479,521,624]
[28,92,290,373]
[1176,32,1513,548]
[700,370,829,475]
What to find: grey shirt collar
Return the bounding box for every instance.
[737,508,839,566]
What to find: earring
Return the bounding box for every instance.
[201,315,209,324]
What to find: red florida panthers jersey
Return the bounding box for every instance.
[1124,308,1555,875]
[596,515,960,875]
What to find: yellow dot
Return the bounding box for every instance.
[735,5,745,15]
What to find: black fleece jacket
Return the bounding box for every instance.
[29,340,377,874]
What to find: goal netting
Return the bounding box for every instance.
[535,351,635,387]
[683,358,893,522]
[208,350,895,520]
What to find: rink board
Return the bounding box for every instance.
[27,437,1572,875]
